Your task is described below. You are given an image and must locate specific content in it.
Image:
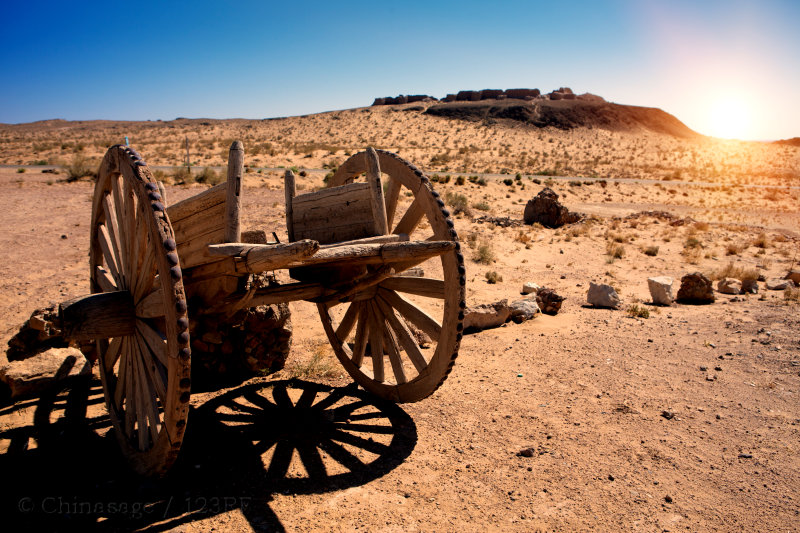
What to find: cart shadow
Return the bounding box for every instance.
[0,377,417,532]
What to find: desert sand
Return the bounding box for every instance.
[0,101,798,531]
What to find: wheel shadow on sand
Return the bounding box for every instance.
[0,378,417,532]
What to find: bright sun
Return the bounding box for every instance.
[706,96,752,140]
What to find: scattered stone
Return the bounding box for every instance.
[521,282,540,295]
[738,453,753,459]
[664,495,673,504]
[648,276,674,305]
[766,278,796,291]
[463,300,510,332]
[508,298,540,323]
[0,347,91,398]
[717,278,742,295]
[676,272,715,304]
[472,215,524,228]
[523,187,583,228]
[587,282,621,309]
[741,279,759,294]
[517,447,536,457]
[536,288,565,315]
[785,270,800,285]
[661,410,675,420]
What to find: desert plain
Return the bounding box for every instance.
[0,98,798,531]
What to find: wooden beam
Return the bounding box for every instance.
[284,169,296,242]
[60,291,135,341]
[206,239,319,273]
[225,141,243,243]
[285,240,455,269]
[366,147,388,236]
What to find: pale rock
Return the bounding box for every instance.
[508,298,540,323]
[521,282,540,295]
[648,276,674,305]
[463,300,510,332]
[587,282,621,309]
[717,278,742,295]
[0,347,90,399]
[766,278,796,291]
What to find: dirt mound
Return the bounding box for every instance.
[424,99,701,138]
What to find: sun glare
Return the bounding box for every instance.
[706,95,752,140]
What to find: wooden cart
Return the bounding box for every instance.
[60,142,466,476]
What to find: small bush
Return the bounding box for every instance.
[606,242,625,259]
[685,237,702,249]
[16,168,25,173]
[171,166,193,184]
[785,286,800,302]
[455,176,465,186]
[476,177,487,186]
[626,304,650,319]
[473,201,490,211]
[514,231,531,244]
[63,154,97,182]
[485,271,502,284]
[503,178,514,186]
[752,233,770,248]
[726,243,744,255]
[473,241,495,264]
[445,191,471,216]
[643,245,659,256]
[195,167,222,185]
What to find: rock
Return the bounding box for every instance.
[717,278,742,295]
[6,304,67,361]
[456,90,481,101]
[741,279,759,294]
[563,92,577,100]
[521,282,540,295]
[676,272,715,304]
[785,270,800,285]
[463,300,510,332]
[479,89,504,100]
[0,347,91,399]
[508,299,540,323]
[371,97,386,106]
[648,276,674,305]
[587,283,621,309]
[766,278,796,290]
[549,91,563,100]
[523,187,583,228]
[505,88,541,99]
[536,288,565,315]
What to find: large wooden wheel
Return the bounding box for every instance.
[89,146,191,476]
[317,150,466,403]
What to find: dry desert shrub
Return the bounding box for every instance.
[287,344,339,379]
[707,262,759,281]
[485,271,502,284]
[606,242,625,260]
[785,286,800,302]
[63,154,98,182]
[726,243,745,256]
[642,245,659,256]
[626,304,650,319]
[445,191,471,216]
[473,241,495,264]
[514,231,531,244]
[752,233,770,248]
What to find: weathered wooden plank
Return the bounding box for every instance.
[60,291,135,341]
[365,147,388,236]
[285,240,455,268]
[165,182,226,223]
[285,169,296,241]
[171,202,226,245]
[175,228,227,269]
[379,277,446,299]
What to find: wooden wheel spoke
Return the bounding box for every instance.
[136,319,168,367]
[128,199,147,296]
[102,194,127,287]
[136,288,164,319]
[111,176,131,284]
[135,333,167,407]
[366,302,385,383]
[384,178,402,229]
[378,288,441,339]
[352,305,370,367]
[97,223,122,284]
[131,349,149,450]
[133,340,160,446]
[104,336,123,374]
[95,265,118,293]
[134,243,156,303]
[377,306,407,384]
[113,338,129,410]
[379,276,445,299]
[124,342,136,437]
[375,297,428,373]
[334,302,360,344]
[393,195,425,236]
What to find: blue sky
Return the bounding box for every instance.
[1,0,798,139]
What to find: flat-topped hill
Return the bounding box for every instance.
[423,98,701,139]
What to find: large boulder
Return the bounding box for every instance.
[587,282,621,309]
[648,276,674,305]
[456,90,481,101]
[785,270,800,285]
[0,347,91,399]
[536,288,565,315]
[372,97,386,106]
[463,300,510,332]
[443,93,457,102]
[676,272,715,304]
[523,188,583,228]
[717,278,742,295]
[766,278,796,291]
[480,89,504,100]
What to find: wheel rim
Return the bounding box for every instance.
[89,145,191,476]
[318,150,466,403]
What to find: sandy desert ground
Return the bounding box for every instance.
[0,104,798,531]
